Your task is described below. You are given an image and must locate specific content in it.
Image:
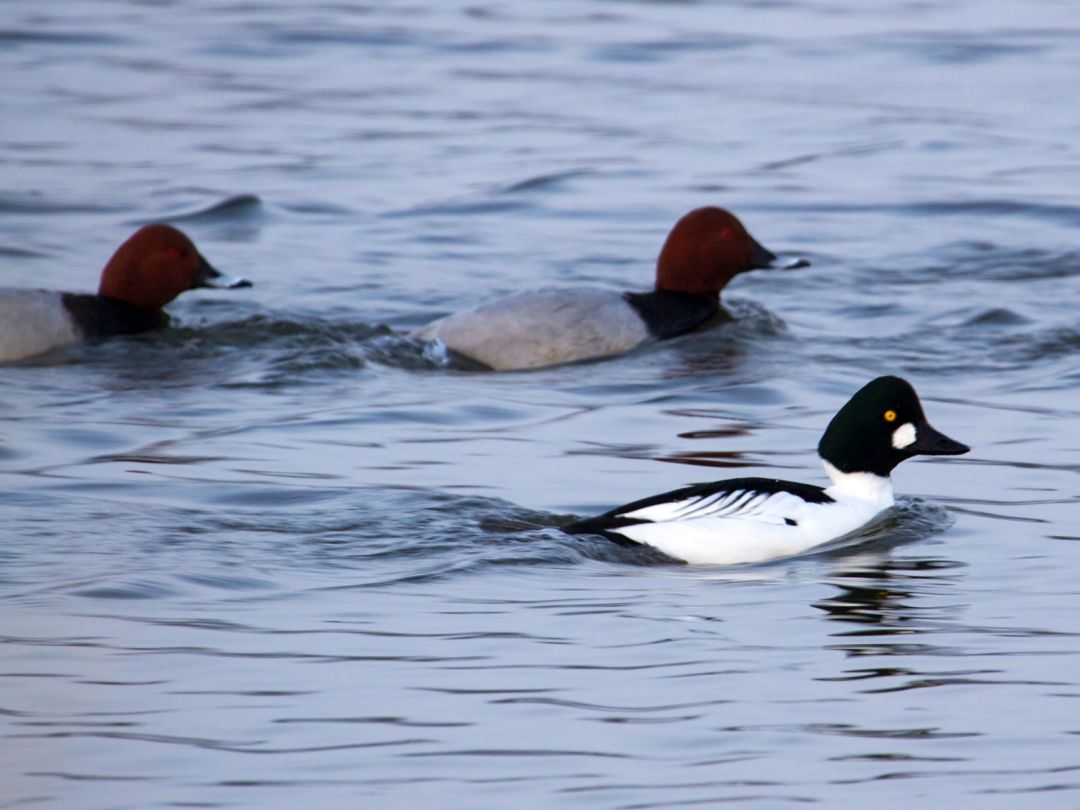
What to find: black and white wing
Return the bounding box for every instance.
[563,476,833,543]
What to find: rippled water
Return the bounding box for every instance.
[4,1,1080,807]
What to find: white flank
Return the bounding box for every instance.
[891,422,916,449]
[610,463,896,566]
[0,289,81,362]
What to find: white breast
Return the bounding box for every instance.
[410,286,651,370]
[0,289,81,362]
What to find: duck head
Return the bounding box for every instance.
[653,206,781,300]
[818,375,970,478]
[98,224,251,312]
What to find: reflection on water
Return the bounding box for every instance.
[816,555,966,630]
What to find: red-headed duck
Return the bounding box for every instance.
[410,206,805,371]
[0,224,251,362]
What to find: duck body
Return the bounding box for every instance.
[0,290,166,362]
[412,286,719,370]
[0,224,250,363]
[564,470,894,566]
[411,206,793,371]
[563,376,970,565]
[0,289,85,362]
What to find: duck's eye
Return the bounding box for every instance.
[884,409,897,422]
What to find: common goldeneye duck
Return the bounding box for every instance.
[563,376,970,565]
[0,224,251,363]
[410,206,806,371]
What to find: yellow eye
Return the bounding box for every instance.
[884,409,897,422]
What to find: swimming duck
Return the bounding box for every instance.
[563,376,969,565]
[0,224,251,363]
[410,206,802,370]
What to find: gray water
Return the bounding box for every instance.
[3,1,1080,807]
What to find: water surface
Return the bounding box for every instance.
[3,1,1080,807]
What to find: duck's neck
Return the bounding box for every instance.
[61,293,165,337]
[821,458,894,506]
[623,289,720,340]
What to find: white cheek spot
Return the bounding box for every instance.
[891,422,916,450]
